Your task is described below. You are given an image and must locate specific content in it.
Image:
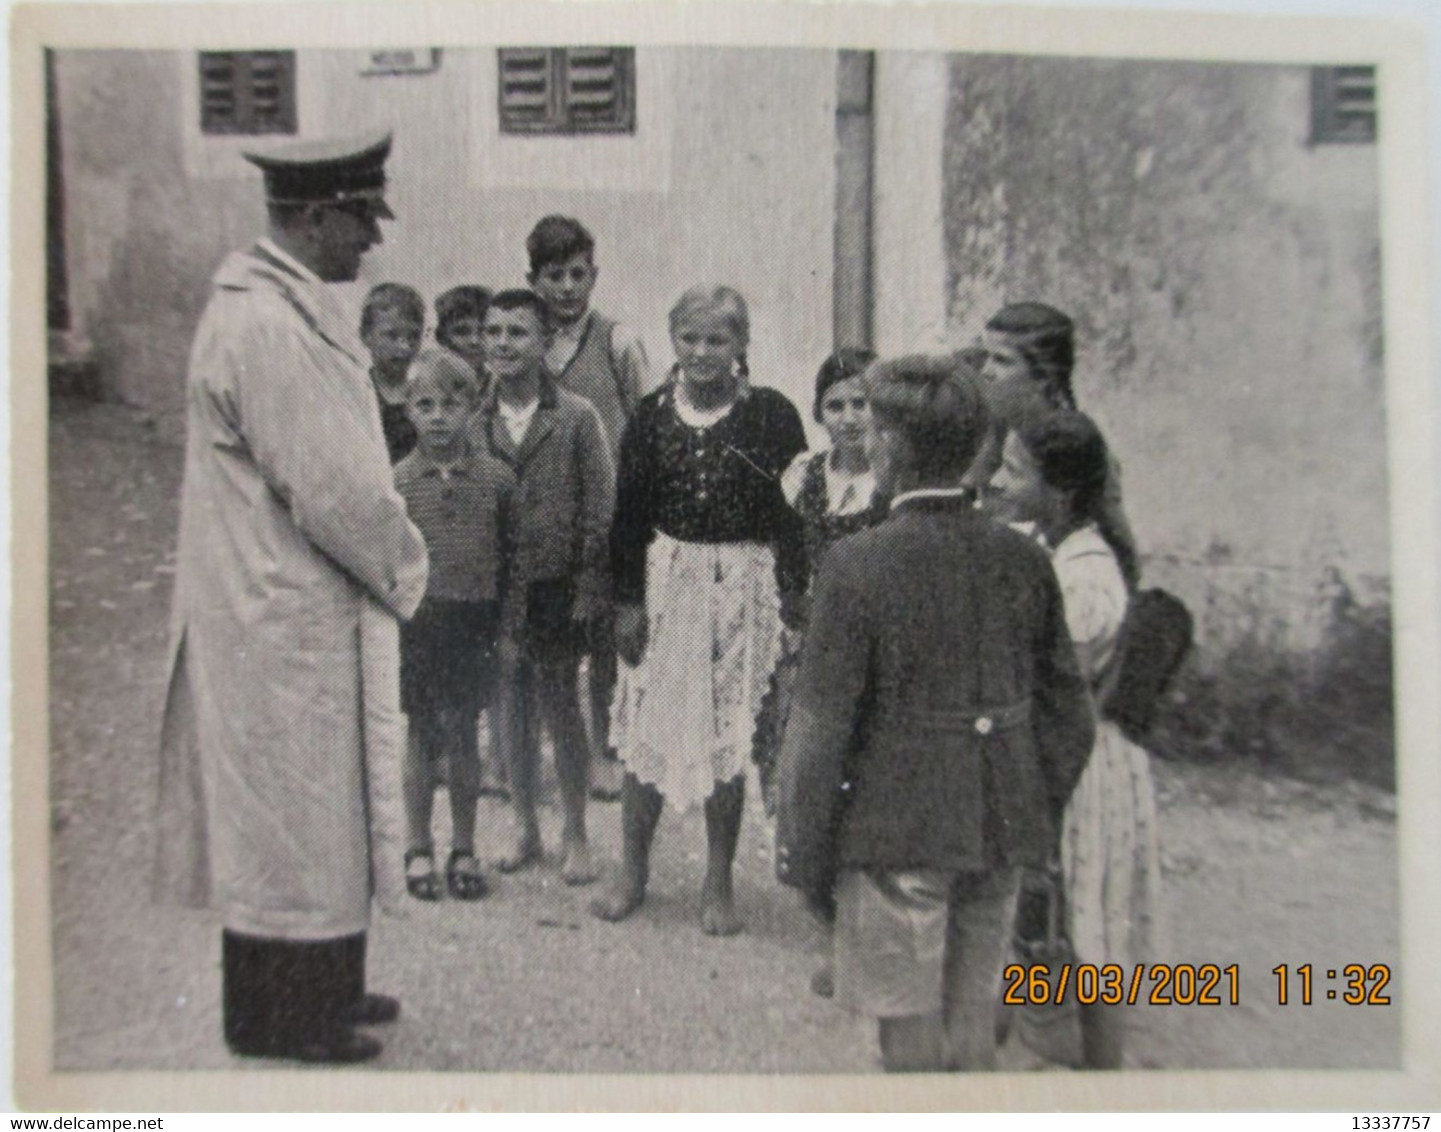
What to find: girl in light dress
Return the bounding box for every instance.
[989,409,1162,1070]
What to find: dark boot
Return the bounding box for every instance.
[222,930,383,1063]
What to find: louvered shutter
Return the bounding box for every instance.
[499,49,557,133]
[563,48,634,132]
[199,51,297,136]
[1311,65,1377,144]
[498,48,635,135]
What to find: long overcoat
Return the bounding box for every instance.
[153,243,428,941]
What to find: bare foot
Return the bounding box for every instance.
[495,831,541,874]
[588,756,623,802]
[700,881,743,936]
[590,871,646,921]
[561,839,598,886]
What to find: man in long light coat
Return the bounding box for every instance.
[153,131,428,1064]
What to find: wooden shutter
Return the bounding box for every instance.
[562,48,634,132]
[200,51,297,136]
[499,48,635,135]
[498,49,557,132]
[1311,65,1376,144]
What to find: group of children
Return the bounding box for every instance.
[361,213,1171,1073]
[363,217,643,903]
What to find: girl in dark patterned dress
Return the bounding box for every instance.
[766,348,891,998]
[754,348,889,815]
[591,285,809,936]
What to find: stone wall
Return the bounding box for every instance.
[941,55,1387,651]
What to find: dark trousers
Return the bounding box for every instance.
[222,929,365,1055]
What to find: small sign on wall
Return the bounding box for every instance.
[361,48,440,76]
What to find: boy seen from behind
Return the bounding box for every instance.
[776,355,1095,1073]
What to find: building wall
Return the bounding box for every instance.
[54,47,1391,646]
[54,48,837,436]
[936,55,1387,647]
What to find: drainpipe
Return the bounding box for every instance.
[833,50,874,351]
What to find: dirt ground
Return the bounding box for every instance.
[45,398,1401,1073]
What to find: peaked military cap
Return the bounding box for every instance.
[242,130,395,218]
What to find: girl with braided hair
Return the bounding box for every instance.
[968,302,1141,590]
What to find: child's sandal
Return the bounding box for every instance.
[446,850,489,901]
[405,848,441,902]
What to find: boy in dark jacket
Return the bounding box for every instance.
[470,290,615,885]
[776,354,1094,1073]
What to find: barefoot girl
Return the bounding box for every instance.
[593,285,809,935]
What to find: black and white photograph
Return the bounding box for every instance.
[13,0,1441,1112]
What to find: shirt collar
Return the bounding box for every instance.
[498,397,540,422]
[256,237,323,286]
[409,441,475,477]
[551,310,590,349]
[483,370,559,414]
[890,486,976,511]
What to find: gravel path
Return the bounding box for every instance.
[47,399,1401,1074]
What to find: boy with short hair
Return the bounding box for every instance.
[776,354,1094,1073]
[360,282,426,463]
[395,349,517,902]
[434,285,493,393]
[525,215,650,798]
[470,289,615,885]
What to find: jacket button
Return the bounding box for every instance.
[975,717,993,735]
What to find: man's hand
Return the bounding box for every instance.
[614,603,648,667]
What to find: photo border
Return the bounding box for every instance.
[12,0,1439,1111]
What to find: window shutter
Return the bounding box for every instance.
[247,52,296,134]
[1311,65,1376,144]
[498,48,557,133]
[498,47,635,135]
[563,48,633,131]
[200,53,241,134]
[199,51,297,136]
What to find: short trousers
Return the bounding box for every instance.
[833,865,1021,1018]
[522,579,588,666]
[400,599,499,718]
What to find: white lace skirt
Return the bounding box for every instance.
[611,532,783,812]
